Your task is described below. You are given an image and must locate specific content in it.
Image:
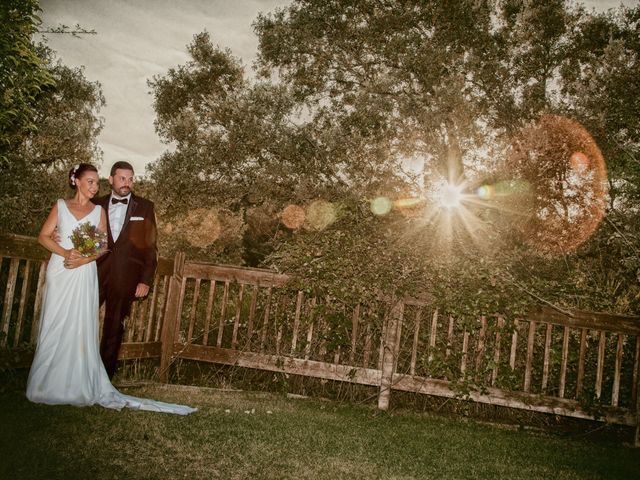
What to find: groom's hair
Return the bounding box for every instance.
[110,161,134,176]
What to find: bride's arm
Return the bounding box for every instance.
[38,203,73,259]
[98,207,107,236]
[96,207,109,258]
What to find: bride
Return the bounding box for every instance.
[27,163,196,415]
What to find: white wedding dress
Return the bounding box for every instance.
[27,199,196,415]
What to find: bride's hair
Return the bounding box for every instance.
[69,163,98,189]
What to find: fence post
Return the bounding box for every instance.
[636,336,640,448]
[378,299,404,411]
[158,252,185,383]
[636,388,639,448]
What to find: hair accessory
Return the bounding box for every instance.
[70,164,80,186]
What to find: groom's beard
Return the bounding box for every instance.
[113,186,131,197]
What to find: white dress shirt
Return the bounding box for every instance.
[109,193,131,242]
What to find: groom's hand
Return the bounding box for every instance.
[51,228,62,244]
[135,283,150,298]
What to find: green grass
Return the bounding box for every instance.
[1,383,638,480]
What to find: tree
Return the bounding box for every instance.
[148,32,377,262]
[252,0,640,315]
[0,0,55,164]
[0,1,105,234]
[559,6,640,313]
[255,0,498,184]
[0,41,105,234]
[149,2,640,316]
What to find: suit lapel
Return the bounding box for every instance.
[116,194,137,245]
[97,195,116,246]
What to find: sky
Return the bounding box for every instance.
[39,0,289,176]
[39,0,635,176]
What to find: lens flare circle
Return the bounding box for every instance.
[570,151,590,172]
[507,115,608,255]
[281,204,306,230]
[183,208,221,247]
[307,200,337,230]
[476,185,494,200]
[370,196,393,216]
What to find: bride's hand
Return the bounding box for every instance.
[68,250,82,260]
[63,249,85,269]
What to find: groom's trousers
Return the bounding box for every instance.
[100,295,134,379]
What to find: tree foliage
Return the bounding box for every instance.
[254,0,640,315]
[0,0,55,162]
[148,32,377,262]
[0,2,105,235]
[149,1,640,317]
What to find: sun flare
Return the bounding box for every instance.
[436,182,464,209]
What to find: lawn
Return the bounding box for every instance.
[1,382,638,480]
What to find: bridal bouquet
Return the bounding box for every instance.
[69,221,108,257]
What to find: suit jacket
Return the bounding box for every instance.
[93,193,158,299]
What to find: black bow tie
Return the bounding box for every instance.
[111,197,128,205]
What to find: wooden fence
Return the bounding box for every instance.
[1,233,639,445]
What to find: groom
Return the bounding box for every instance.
[92,161,158,379]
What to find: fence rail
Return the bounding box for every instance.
[0,233,170,365]
[1,232,639,445]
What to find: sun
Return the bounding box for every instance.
[436,182,464,209]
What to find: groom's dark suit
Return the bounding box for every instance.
[92,193,157,378]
